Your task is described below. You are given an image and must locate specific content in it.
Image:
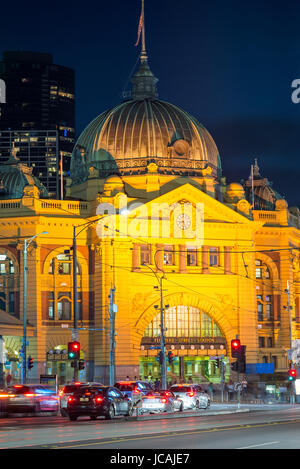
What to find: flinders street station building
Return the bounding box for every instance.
[0,44,300,390]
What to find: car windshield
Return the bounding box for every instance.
[170,386,191,393]
[62,384,84,393]
[116,384,135,391]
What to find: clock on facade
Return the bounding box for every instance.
[176,213,191,230]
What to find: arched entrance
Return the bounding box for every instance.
[140,305,229,384]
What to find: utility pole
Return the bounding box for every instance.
[160,275,167,390]
[22,232,48,384]
[109,283,117,385]
[72,225,79,381]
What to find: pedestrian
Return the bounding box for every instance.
[241,376,248,399]
[154,378,160,391]
[126,375,130,381]
[208,382,214,401]
[6,373,12,387]
[227,381,234,401]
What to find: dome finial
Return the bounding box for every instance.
[132,0,158,100]
[135,0,147,62]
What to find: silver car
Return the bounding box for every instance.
[4,384,59,414]
[140,391,175,414]
[169,384,210,410]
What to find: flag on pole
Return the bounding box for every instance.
[135,10,143,46]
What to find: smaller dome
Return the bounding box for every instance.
[226,182,245,201]
[103,174,124,196]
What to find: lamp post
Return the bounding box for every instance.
[22,231,48,384]
[142,263,167,389]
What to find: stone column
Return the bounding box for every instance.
[179,245,187,273]
[132,244,140,272]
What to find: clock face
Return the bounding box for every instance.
[176,214,191,230]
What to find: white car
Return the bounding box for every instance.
[169,384,210,410]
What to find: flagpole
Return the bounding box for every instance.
[141,0,147,60]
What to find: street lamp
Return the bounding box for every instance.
[22,231,48,384]
[142,262,168,389]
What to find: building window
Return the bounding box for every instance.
[57,292,71,320]
[187,248,197,266]
[164,246,175,265]
[140,245,150,265]
[258,337,265,348]
[257,296,263,321]
[48,292,54,319]
[209,247,219,267]
[267,337,273,347]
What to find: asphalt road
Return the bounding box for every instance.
[1,404,300,450]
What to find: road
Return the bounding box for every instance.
[1,404,300,451]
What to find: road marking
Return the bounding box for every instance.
[237,441,280,449]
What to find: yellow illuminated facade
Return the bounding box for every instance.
[0,49,300,387]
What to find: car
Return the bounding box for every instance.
[159,390,184,412]
[59,382,103,416]
[140,391,176,414]
[114,381,153,400]
[169,384,210,410]
[3,384,59,414]
[64,385,132,421]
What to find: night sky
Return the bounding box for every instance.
[1,0,300,205]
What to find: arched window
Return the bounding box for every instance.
[0,251,18,317]
[144,306,223,338]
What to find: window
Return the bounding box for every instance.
[140,245,150,265]
[164,246,174,265]
[57,292,71,320]
[257,300,263,321]
[258,337,265,348]
[209,247,219,267]
[267,337,273,347]
[48,292,54,319]
[187,248,197,266]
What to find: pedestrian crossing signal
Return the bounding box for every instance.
[28,356,34,370]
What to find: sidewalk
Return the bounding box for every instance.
[131,401,298,421]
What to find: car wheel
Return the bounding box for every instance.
[90,415,97,420]
[69,414,78,421]
[195,400,200,410]
[206,400,210,409]
[105,405,115,420]
[60,408,68,417]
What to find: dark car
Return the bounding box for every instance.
[59,382,103,416]
[64,385,132,421]
[114,381,153,400]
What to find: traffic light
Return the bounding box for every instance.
[288,368,297,381]
[27,356,34,370]
[68,341,80,360]
[156,351,163,364]
[167,351,175,364]
[230,343,246,373]
[231,339,241,358]
[78,360,85,370]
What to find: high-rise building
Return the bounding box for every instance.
[0,51,75,197]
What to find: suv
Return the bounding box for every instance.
[114,381,153,400]
[169,384,210,410]
[64,385,132,421]
[59,382,103,416]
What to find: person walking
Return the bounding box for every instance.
[6,373,12,387]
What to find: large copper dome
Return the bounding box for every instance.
[70,59,221,184]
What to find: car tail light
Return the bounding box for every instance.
[161,398,167,404]
[24,393,36,397]
[68,396,75,403]
[95,396,103,404]
[133,387,139,393]
[187,391,195,397]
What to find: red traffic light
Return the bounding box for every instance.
[288,369,297,380]
[68,341,80,359]
[231,339,241,350]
